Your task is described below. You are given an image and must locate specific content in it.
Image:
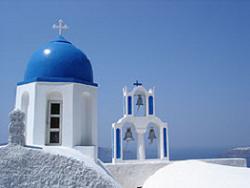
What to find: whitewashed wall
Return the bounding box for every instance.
[15,82,97,150]
[105,158,247,188]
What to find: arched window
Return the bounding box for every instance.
[78,92,92,146]
[148,96,154,115]
[21,92,29,125]
[21,92,29,143]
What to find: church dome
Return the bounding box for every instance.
[18,36,97,86]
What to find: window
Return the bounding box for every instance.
[47,101,62,145]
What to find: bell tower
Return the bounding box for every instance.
[112,82,169,163]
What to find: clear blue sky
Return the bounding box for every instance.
[0,0,250,150]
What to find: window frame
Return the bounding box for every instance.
[46,100,62,145]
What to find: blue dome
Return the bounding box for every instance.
[18,36,97,86]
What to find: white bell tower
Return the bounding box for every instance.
[112,81,170,163]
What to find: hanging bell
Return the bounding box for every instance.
[136,95,144,111]
[123,128,134,143]
[148,128,157,144]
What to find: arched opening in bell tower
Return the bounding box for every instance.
[144,123,160,159]
[133,94,146,116]
[122,123,137,160]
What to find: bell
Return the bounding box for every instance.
[148,128,157,144]
[136,95,144,111]
[123,128,134,143]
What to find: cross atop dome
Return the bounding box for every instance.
[52,19,69,36]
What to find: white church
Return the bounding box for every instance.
[14,19,170,163]
[1,19,249,188]
[15,20,98,159]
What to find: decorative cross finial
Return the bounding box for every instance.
[52,19,69,36]
[133,80,142,87]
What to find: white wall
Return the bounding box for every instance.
[105,158,247,188]
[15,83,36,145]
[15,82,97,152]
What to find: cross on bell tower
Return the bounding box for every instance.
[133,80,142,87]
[52,19,69,36]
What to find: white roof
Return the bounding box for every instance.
[143,160,250,188]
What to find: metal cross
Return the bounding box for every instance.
[52,19,69,36]
[133,80,142,87]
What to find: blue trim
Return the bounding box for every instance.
[128,96,132,115]
[163,128,167,157]
[116,128,121,159]
[17,77,98,87]
[112,128,115,158]
[149,96,154,115]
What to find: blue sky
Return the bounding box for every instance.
[0,0,250,150]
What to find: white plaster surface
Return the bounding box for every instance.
[112,85,169,162]
[0,145,120,188]
[15,82,97,151]
[106,160,170,188]
[105,158,247,188]
[143,160,250,188]
[73,146,97,161]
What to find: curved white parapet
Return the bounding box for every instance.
[105,158,247,188]
[144,160,250,188]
